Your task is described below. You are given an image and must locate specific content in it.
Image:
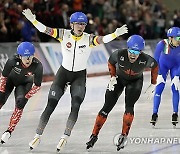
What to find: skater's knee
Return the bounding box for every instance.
[16,97,28,109]
[71,95,84,105]
[171,85,178,93]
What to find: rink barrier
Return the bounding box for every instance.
[0,40,159,81]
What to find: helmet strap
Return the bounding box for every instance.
[169,38,176,48]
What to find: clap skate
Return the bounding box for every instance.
[86,134,98,150]
[1,130,11,144]
[150,113,158,127]
[56,135,69,153]
[116,134,127,151]
[29,134,41,150]
[172,113,178,128]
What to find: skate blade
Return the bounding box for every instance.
[86,145,93,152]
[172,123,177,129]
[152,125,156,129]
[1,140,5,144]
[29,138,40,150]
[56,139,67,153]
[173,125,176,129]
[86,147,92,152]
[117,146,124,151]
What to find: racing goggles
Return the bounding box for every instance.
[175,36,180,41]
[128,49,141,55]
[74,22,87,26]
[21,55,34,60]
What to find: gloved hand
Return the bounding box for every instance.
[114,24,128,37]
[25,85,40,99]
[108,76,117,91]
[171,76,180,90]
[144,84,156,100]
[22,8,36,23]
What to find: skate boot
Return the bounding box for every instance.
[56,134,69,153]
[1,130,11,144]
[116,134,127,151]
[29,134,41,150]
[150,113,158,127]
[172,113,178,128]
[86,134,98,150]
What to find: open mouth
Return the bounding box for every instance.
[78,30,82,33]
[130,57,136,60]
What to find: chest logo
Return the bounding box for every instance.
[139,60,146,65]
[120,56,124,61]
[123,69,139,76]
[25,72,33,77]
[79,45,86,49]
[66,42,72,48]
[13,67,21,74]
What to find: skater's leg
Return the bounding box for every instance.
[122,79,142,136]
[170,69,179,126]
[1,85,28,144]
[152,66,167,115]
[86,82,123,149]
[29,84,65,150]
[56,75,86,152]
[153,76,166,114]
[64,80,86,136]
[116,79,142,151]
[151,71,167,126]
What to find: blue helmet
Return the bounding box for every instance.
[167,27,180,37]
[70,12,88,23]
[17,42,35,56]
[127,35,145,50]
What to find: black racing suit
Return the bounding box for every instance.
[99,49,158,116]
[0,55,43,109]
[91,49,158,138]
[0,55,43,133]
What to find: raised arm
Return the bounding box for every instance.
[22,9,46,32]
[22,9,63,41]
[93,24,128,45]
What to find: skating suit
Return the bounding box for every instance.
[44,28,102,100]
[100,49,158,116]
[0,55,43,106]
[153,39,180,113]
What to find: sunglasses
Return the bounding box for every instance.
[74,22,87,26]
[128,49,141,55]
[175,36,180,41]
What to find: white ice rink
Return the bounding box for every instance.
[0,73,180,154]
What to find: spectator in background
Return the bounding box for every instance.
[21,17,36,42]
[173,10,180,27]
[0,11,8,42]
[0,0,173,42]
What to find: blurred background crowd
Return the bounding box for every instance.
[0,0,179,42]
